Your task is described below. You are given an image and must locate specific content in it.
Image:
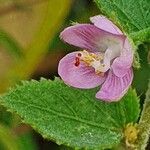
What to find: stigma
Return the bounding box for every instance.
[74,50,108,75]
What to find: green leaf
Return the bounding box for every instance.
[0,106,13,127]
[133,44,150,93]
[9,0,72,79]
[0,79,140,149]
[95,0,150,43]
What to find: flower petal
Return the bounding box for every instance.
[96,68,133,102]
[60,24,124,52]
[90,15,123,35]
[102,47,121,72]
[58,52,106,89]
[111,38,133,77]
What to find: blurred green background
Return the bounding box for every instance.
[0,0,149,150]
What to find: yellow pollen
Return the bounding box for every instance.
[102,64,105,67]
[80,50,103,66]
[77,50,107,75]
[95,71,105,76]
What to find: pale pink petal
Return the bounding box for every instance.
[102,47,121,72]
[90,15,123,35]
[96,69,133,102]
[60,24,124,52]
[58,52,106,89]
[111,38,133,77]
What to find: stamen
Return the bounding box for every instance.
[74,50,108,74]
[74,52,82,67]
[102,64,105,67]
[95,71,105,77]
[74,56,80,67]
[77,53,82,57]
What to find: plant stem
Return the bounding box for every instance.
[136,81,150,150]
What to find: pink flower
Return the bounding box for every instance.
[58,15,133,102]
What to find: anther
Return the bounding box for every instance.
[102,64,105,67]
[95,71,105,77]
[77,53,82,57]
[74,57,80,67]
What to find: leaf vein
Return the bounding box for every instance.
[10,100,120,131]
[112,1,142,30]
[82,92,120,127]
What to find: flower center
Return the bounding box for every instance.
[74,50,109,75]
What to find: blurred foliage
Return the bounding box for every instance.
[17,132,37,150]
[0,106,13,127]
[0,0,72,92]
[0,30,23,58]
[0,124,20,150]
[133,44,150,94]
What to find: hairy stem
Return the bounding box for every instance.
[136,81,150,150]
